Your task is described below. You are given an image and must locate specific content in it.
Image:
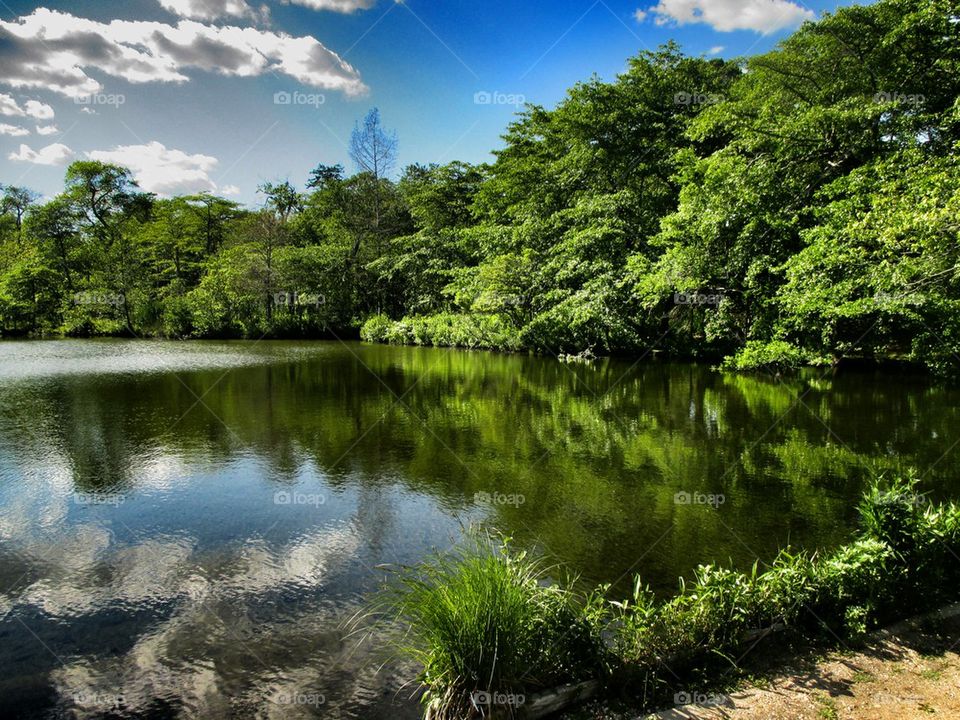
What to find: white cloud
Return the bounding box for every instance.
[9,142,75,165]
[36,124,60,135]
[0,123,29,137]
[650,0,814,34]
[708,45,725,55]
[79,107,97,115]
[220,184,241,196]
[158,0,267,22]
[159,0,372,19]
[0,93,23,116]
[86,141,227,196]
[0,93,55,119]
[282,0,375,12]
[634,8,648,22]
[24,99,55,119]
[0,8,367,99]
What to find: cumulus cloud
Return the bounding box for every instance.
[220,184,241,196]
[708,45,725,55]
[9,142,75,165]
[0,123,30,137]
[634,8,648,22]
[160,0,372,19]
[0,93,55,119]
[86,141,227,196]
[0,94,23,116]
[36,124,60,135]
[24,99,55,119]
[650,0,814,34]
[158,0,266,21]
[283,0,376,12]
[0,8,367,99]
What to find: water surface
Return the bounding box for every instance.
[1,339,958,718]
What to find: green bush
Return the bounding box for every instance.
[360,312,523,352]
[723,340,806,372]
[160,295,194,338]
[360,313,393,343]
[811,538,894,637]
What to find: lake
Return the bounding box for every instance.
[1,339,958,718]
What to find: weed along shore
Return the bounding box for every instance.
[374,478,960,719]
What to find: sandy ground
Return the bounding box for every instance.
[646,614,960,720]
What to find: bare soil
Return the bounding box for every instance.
[645,615,960,720]
[566,611,960,720]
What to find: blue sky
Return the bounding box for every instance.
[0,0,874,204]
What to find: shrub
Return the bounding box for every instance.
[361,314,395,343]
[360,312,523,352]
[723,340,806,372]
[811,538,894,637]
[160,294,194,338]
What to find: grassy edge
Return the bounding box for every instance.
[366,477,960,718]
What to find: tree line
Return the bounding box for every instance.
[1,0,958,372]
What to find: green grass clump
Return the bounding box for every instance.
[378,536,607,719]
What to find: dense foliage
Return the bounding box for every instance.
[382,477,960,717]
[2,0,958,371]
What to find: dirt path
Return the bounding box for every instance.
[648,614,960,720]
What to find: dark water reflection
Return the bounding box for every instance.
[1,339,958,718]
